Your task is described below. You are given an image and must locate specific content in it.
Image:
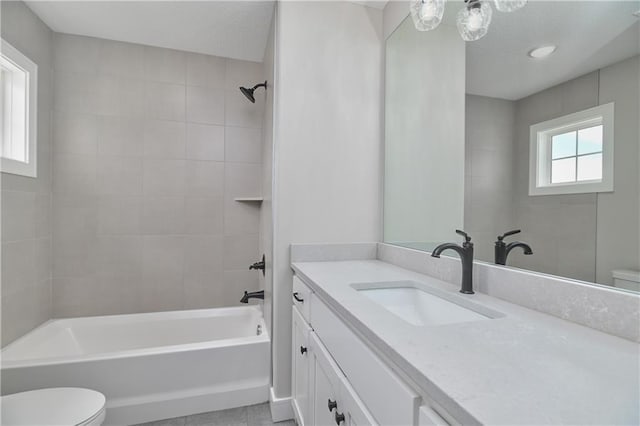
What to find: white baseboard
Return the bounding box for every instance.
[269,387,294,422]
[105,383,269,425]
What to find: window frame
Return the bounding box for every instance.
[529,102,614,196]
[1,38,38,178]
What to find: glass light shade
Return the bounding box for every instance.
[456,1,493,41]
[410,0,446,31]
[493,0,527,12]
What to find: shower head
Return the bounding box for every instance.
[240,86,256,103]
[239,81,267,103]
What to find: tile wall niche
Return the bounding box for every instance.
[51,33,265,317]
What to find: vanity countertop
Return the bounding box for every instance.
[291,259,639,425]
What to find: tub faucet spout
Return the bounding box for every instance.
[240,290,264,303]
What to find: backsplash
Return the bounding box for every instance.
[290,242,640,342]
[51,34,264,317]
[377,243,640,342]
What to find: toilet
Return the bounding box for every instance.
[0,388,106,426]
[612,269,640,292]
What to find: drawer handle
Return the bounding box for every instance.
[335,412,345,425]
[327,399,337,412]
[300,346,307,355]
[293,292,304,303]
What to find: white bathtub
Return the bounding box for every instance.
[1,306,270,425]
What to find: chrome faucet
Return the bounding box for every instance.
[494,230,533,265]
[431,230,475,294]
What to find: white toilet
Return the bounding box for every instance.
[0,388,106,426]
[612,269,640,292]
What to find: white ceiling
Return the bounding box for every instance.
[350,0,389,9]
[25,1,275,62]
[465,1,640,100]
[25,1,639,97]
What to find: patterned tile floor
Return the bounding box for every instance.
[134,403,296,426]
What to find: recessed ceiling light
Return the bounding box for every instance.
[528,45,557,59]
[633,9,640,18]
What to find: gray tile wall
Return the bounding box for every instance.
[466,74,600,282]
[595,56,639,285]
[464,95,516,262]
[1,1,54,347]
[467,57,640,285]
[51,34,264,317]
[511,72,600,282]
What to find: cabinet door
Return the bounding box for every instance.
[310,333,344,426]
[340,380,378,426]
[313,355,340,426]
[418,405,449,426]
[292,306,311,425]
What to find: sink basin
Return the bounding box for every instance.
[352,281,502,326]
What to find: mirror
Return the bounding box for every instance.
[384,1,640,292]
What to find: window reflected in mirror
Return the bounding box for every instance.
[384,1,639,293]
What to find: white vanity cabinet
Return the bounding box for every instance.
[291,275,452,426]
[309,332,377,426]
[292,306,312,425]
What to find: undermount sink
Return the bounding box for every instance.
[352,281,503,327]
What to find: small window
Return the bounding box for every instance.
[1,38,38,178]
[529,103,614,196]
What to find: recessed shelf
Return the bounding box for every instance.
[234,197,263,202]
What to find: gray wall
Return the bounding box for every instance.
[260,18,275,336]
[51,34,265,316]
[511,72,599,282]
[272,1,383,398]
[466,56,639,284]
[596,56,639,285]
[464,95,516,262]
[1,1,53,347]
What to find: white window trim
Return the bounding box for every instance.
[1,38,38,178]
[529,102,614,196]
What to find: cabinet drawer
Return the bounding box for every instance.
[293,275,312,322]
[312,296,420,426]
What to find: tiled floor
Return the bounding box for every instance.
[134,403,297,426]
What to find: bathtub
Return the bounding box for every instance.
[1,306,270,425]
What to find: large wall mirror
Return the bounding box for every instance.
[384,1,640,292]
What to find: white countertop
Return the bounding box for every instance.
[292,259,640,425]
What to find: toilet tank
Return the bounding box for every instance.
[612,270,640,292]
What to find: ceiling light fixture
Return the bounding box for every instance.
[410,0,527,41]
[633,9,640,17]
[528,45,557,59]
[457,0,493,41]
[410,0,446,31]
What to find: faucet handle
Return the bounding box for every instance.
[498,229,521,241]
[455,229,471,243]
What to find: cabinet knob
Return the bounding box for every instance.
[335,411,345,425]
[293,292,304,303]
[327,399,337,412]
[300,346,307,355]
